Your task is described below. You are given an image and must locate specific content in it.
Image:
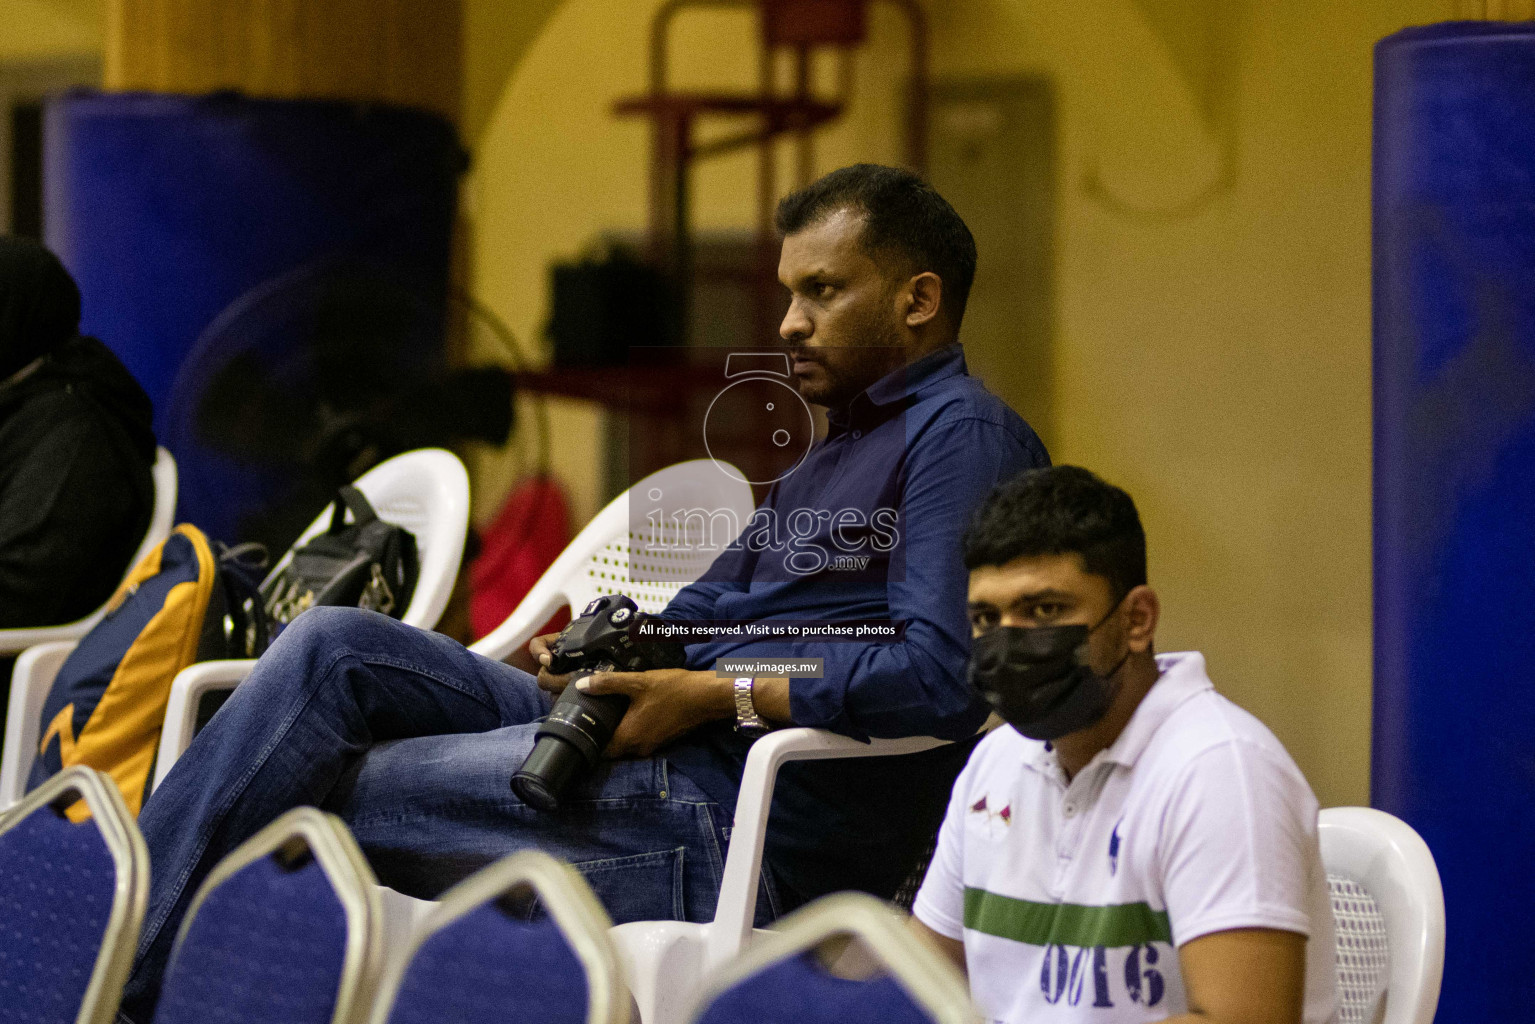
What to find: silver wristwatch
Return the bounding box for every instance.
[733,677,771,737]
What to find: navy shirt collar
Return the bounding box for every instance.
[825,343,968,435]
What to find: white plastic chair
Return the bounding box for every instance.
[0,446,177,655]
[359,458,968,1024]
[366,456,760,966]
[155,453,717,793]
[468,457,757,662]
[612,728,951,1024]
[371,739,961,1024]
[0,448,176,810]
[1319,807,1445,1024]
[1,449,468,810]
[146,448,469,791]
[462,457,959,1009]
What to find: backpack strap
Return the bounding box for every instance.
[212,541,272,659]
[328,485,381,533]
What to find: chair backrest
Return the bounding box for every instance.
[139,446,180,579]
[0,766,149,1024]
[265,449,469,631]
[690,893,974,1024]
[0,446,178,654]
[370,850,628,1024]
[471,458,756,661]
[152,807,384,1024]
[1319,807,1445,1024]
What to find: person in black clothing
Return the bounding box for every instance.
[0,236,156,631]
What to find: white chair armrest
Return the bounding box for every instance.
[706,728,949,967]
[466,584,567,663]
[0,641,78,810]
[0,617,100,656]
[0,449,177,658]
[153,659,256,791]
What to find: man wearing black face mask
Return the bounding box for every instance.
[910,467,1337,1024]
[0,237,156,632]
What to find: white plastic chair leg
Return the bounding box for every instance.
[609,728,950,1024]
[0,641,78,810]
[705,728,948,969]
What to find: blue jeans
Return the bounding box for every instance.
[121,607,780,1023]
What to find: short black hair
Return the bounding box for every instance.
[963,466,1147,601]
[774,163,978,326]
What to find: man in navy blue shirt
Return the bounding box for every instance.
[119,164,1047,1020]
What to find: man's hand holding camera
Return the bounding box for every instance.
[531,631,790,758]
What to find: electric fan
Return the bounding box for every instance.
[164,259,513,553]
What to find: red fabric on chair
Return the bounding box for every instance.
[468,475,572,643]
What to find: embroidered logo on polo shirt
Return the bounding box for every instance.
[1109,818,1123,876]
[970,795,1011,825]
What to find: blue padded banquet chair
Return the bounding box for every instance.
[0,765,149,1024]
[688,893,974,1024]
[149,807,385,1024]
[368,849,630,1024]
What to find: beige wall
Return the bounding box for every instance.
[101,0,461,122]
[468,0,1471,809]
[0,0,102,62]
[929,0,1460,810]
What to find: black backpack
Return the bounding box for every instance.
[261,486,420,629]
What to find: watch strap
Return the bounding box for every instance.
[733,676,770,734]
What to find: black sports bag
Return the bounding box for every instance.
[261,485,420,628]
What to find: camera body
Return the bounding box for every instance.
[511,594,687,811]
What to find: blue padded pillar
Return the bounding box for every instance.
[1374,22,1535,1022]
[43,92,461,536]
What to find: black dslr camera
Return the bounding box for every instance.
[511,594,687,811]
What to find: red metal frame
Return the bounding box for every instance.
[616,0,928,344]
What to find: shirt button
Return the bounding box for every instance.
[851,430,862,439]
[1064,804,1077,817]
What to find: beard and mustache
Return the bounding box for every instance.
[789,309,907,409]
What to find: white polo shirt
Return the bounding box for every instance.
[913,651,1336,1024]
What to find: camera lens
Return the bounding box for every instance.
[511,736,583,812]
[509,595,689,812]
[510,675,630,811]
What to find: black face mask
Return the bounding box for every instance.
[967,603,1131,741]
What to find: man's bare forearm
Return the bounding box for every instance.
[750,676,792,722]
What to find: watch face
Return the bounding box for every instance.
[703,375,815,486]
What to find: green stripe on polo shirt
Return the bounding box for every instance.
[963,888,1172,947]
